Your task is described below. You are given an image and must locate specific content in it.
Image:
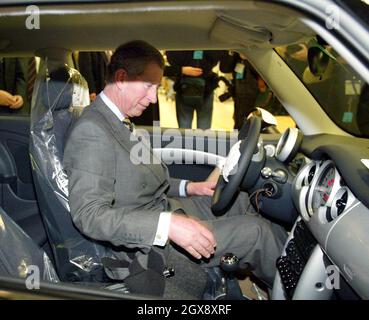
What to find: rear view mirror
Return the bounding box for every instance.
[238,107,278,138]
[307,46,330,78]
[247,107,278,132]
[253,107,278,127]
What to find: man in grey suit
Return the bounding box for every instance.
[64,40,287,298]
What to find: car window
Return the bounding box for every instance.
[276,39,369,138]
[158,50,294,133]
[7,50,294,133]
[0,56,39,116]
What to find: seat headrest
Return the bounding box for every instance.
[40,64,90,112]
[42,66,73,111]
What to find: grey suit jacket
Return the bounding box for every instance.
[63,96,184,255]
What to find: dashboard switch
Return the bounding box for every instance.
[261,167,273,179]
[272,169,288,184]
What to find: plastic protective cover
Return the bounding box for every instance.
[30,60,89,208]
[0,208,59,283]
[29,60,114,280]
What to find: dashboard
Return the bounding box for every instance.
[269,128,369,300]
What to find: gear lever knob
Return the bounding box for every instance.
[220,253,239,274]
[218,253,246,300]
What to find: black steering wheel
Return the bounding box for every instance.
[211,116,261,216]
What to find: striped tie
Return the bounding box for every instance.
[27,57,37,103]
[122,118,134,132]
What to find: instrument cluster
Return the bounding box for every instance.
[292,159,356,223]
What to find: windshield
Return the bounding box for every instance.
[276,38,369,138]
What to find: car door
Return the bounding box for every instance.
[142,126,282,181]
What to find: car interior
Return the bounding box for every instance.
[0,0,368,300]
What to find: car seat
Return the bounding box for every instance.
[0,205,131,296]
[29,61,115,283]
[0,206,59,283]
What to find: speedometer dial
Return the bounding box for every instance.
[312,165,336,211]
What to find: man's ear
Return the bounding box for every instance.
[114,68,127,82]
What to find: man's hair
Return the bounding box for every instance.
[106,40,164,83]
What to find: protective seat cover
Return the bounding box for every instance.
[0,206,59,283]
[29,61,114,282]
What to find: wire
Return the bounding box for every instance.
[250,188,273,214]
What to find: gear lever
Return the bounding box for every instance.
[219,253,246,300]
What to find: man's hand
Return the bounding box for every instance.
[9,95,23,109]
[186,181,216,197]
[168,214,216,259]
[182,66,203,77]
[0,90,16,107]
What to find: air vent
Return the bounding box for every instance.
[291,161,319,221]
[307,165,316,185]
[328,188,352,221]
[293,161,318,191]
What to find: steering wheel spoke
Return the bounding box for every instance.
[211,116,261,216]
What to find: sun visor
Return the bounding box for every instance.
[210,16,272,48]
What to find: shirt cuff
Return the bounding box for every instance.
[179,179,189,197]
[153,211,172,247]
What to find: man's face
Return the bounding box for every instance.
[119,62,163,118]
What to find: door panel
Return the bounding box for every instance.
[145,126,235,180]
[143,126,282,180]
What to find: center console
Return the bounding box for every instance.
[276,220,316,298]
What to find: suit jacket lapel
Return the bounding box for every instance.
[92,96,167,182]
[92,96,136,152]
